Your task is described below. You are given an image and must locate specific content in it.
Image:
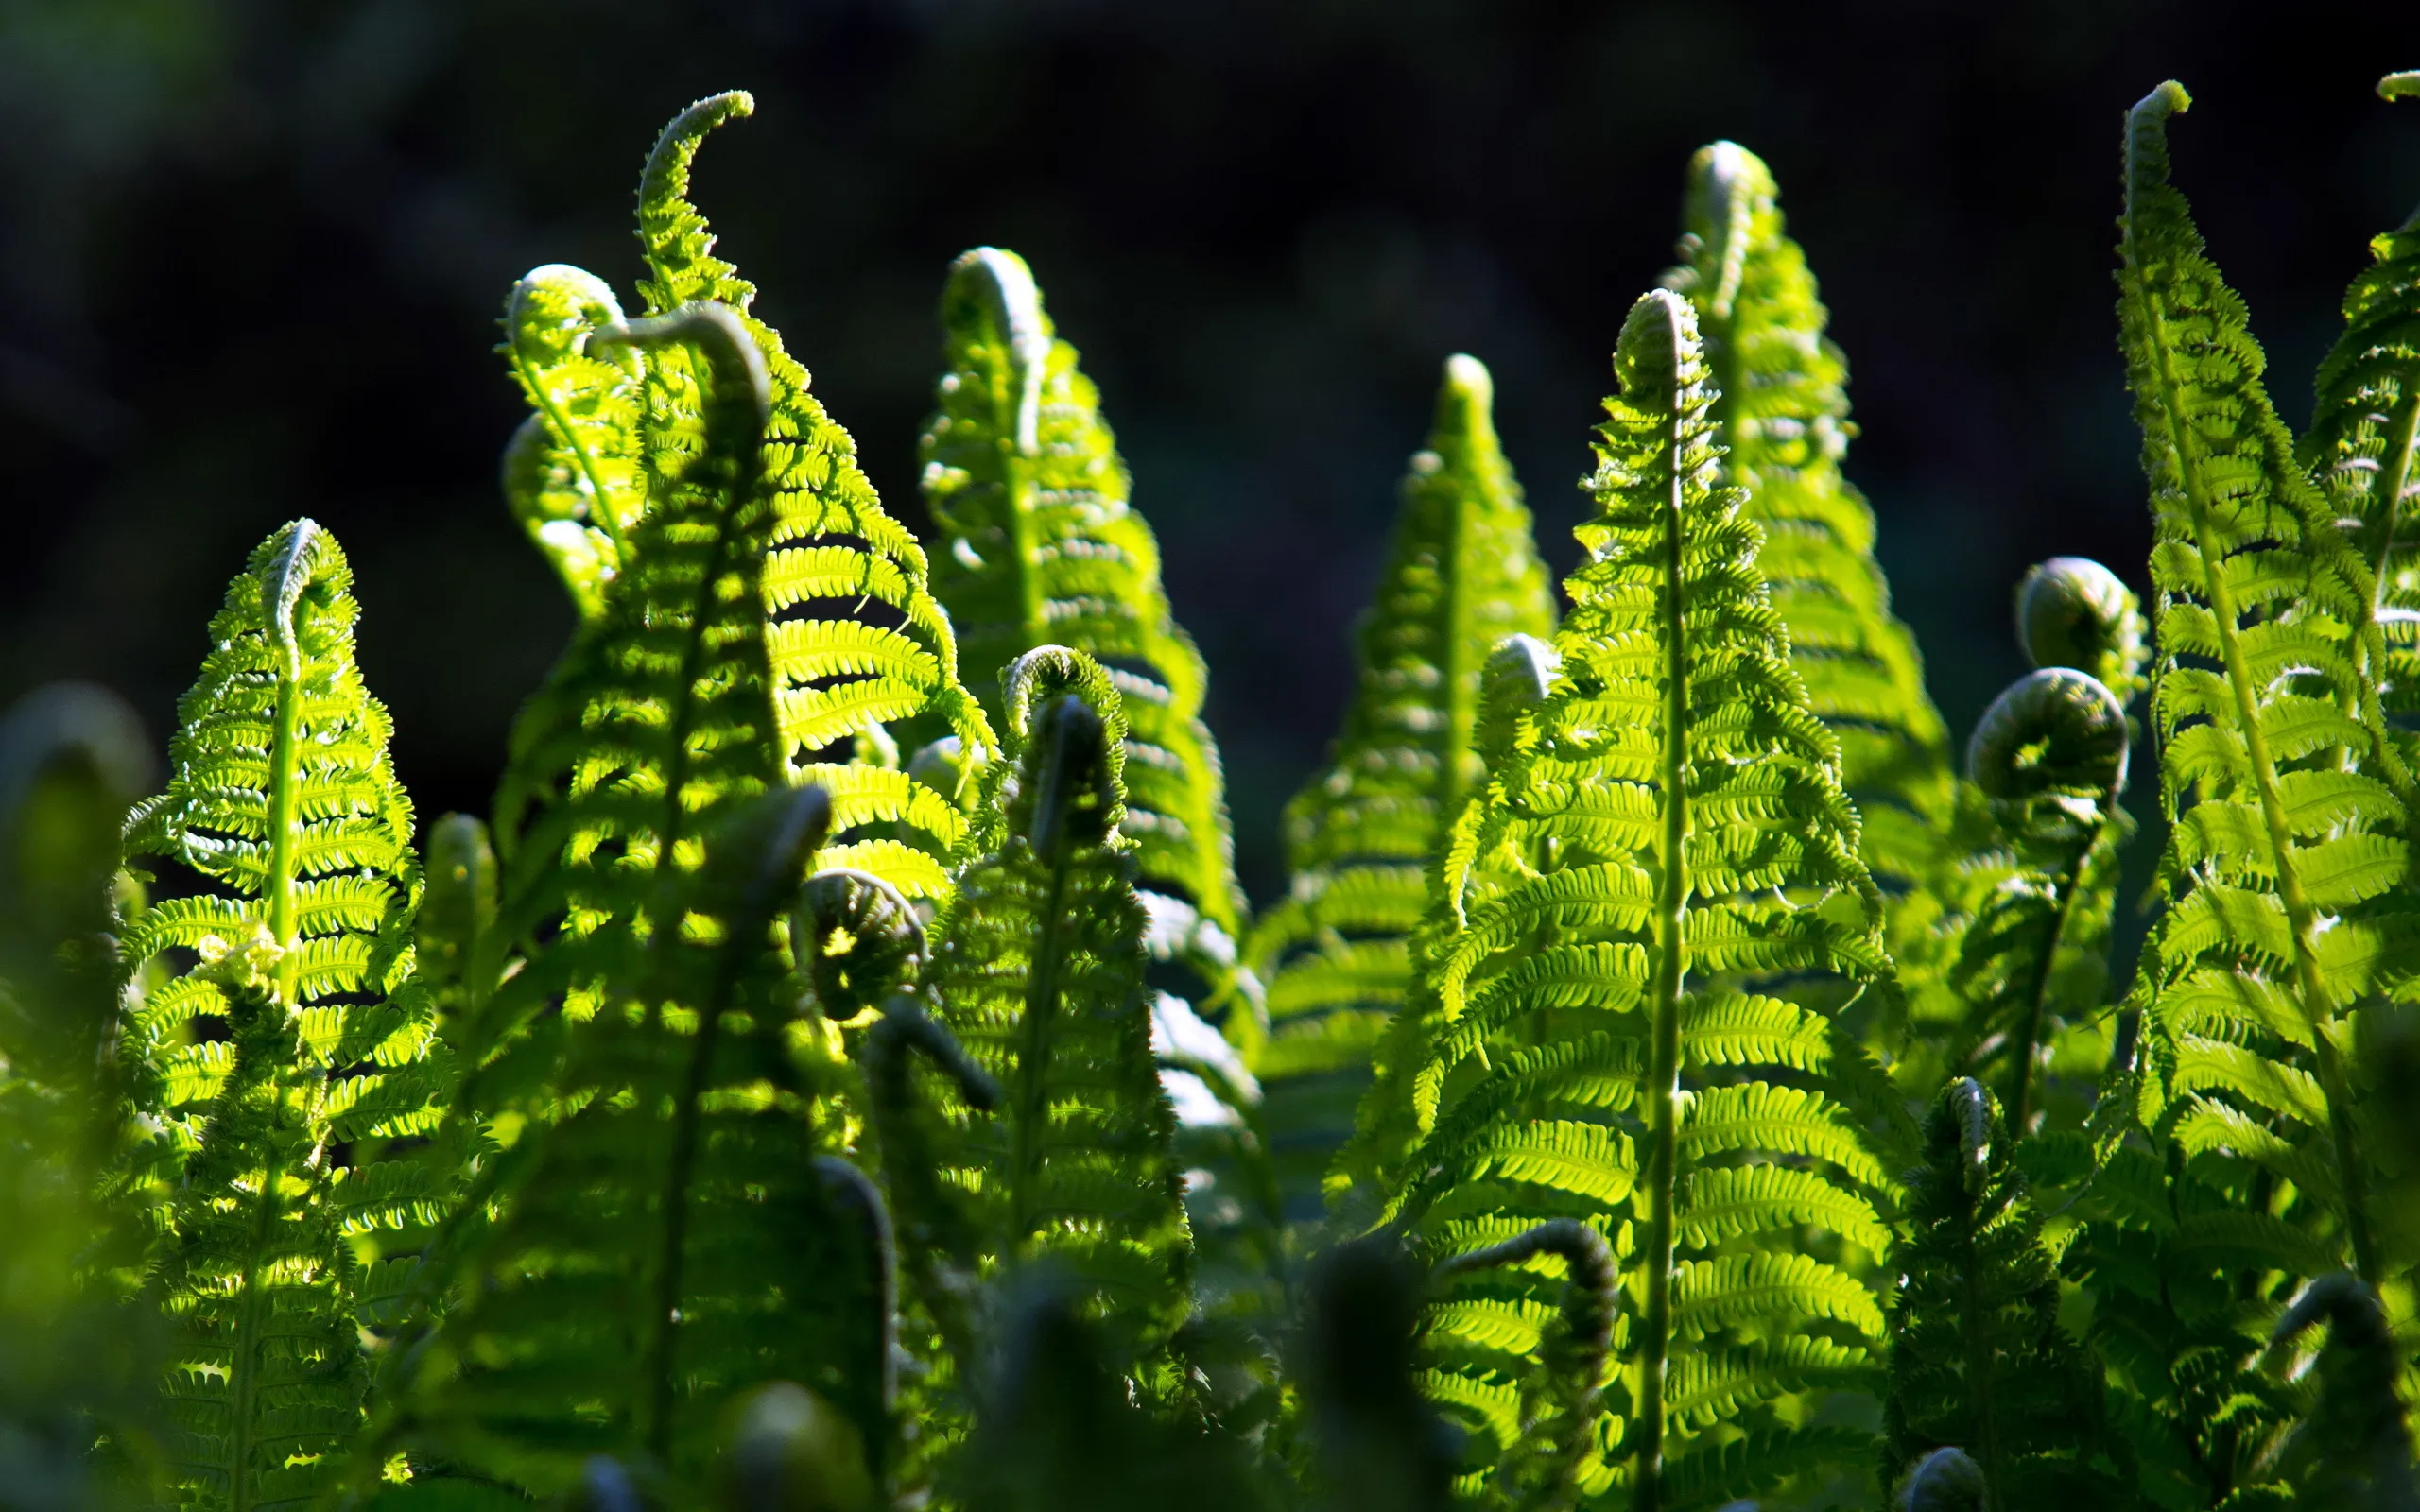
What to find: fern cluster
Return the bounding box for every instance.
[7,68,2420,1512]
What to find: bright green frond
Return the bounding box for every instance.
[1243,352,1554,1226]
[1392,288,1890,1512]
[916,647,1194,1406]
[632,93,994,901]
[2118,80,2409,1293]
[500,264,647,618]
[112,521,432,1511]
[920,246,1245,957]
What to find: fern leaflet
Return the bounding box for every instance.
[1390,289,1893,1512]
[500,265,647,619]
[116,522,438,1510]
[1245,354,1554,1224]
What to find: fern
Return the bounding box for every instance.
[2117,79,2408,1290]
[1950,665,2135,1132]
[1882,1079,2122,1512]
[2016,557,2152,713]
[1243,353,1555,1224]
[918,646,1194,1394]
[1389,289,1893,1512]
[2302,73,2420,727]
[113,521,439,1511]
[634,93,995,903]
[1661,140,1956,1057]
[2266,1274,2418,1512]
[500,265,647,620]
[921,247,1247,979]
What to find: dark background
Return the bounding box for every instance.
[6,0,2419,902]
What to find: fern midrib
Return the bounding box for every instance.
[1010,840,1076,1247]
[1634,329,1697,1512]
[2127,213,2381,1285]
[1441,456,1475,825]
[2001,825,2101,1133]
[641,951,733,1461]
[266,627,302,1008]
[1951,1186,2009,1512]
[512,344,631,565]
[989,323,1048,654]
[222,1107,292,1512]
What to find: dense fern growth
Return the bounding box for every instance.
[2117,80,2407,1288]
[114,522,438,1511]
[1392,289,1893,1511]
[1883,1080,2119,1511]
[2302,74,2420,724]
[918,648,1193,1393]
[921,248,1247,970]
[1661,142,1955,1049]
[636,94,995,902]
[1245,353,1554,1221]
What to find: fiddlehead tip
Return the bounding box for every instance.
[1442,352,1493,417]
[944,247,1051,456]
[639,90,755,214]
[2133,79,2192,125]
[794,868,927,1021]
[1679,139,1772,320]
[717,1381,878,1512]
[2014,556,2147,702]
[2378,71,2419,102]
[1966,666,2130,806]
[417,813,496,990]
[1028,695,1111,866]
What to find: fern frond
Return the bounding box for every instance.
[922,248,1246,970]
[2118,80,2409,1289]
[1243,352,1554,1222]
[1950,667,2135,1131]
[2017,558,2152,711]
[2265,1273,2418,1510]
[500,265,646,618]
[919,647,1194,1394]
[2303,78,2420,730]
[1883,1080,2123,1512]
[1663,140,1954,1057]
[1395,289,1891,1512]
[112,522,435,1510]
[633,93,995,902]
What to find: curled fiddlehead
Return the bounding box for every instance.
[1433,1219,1617,1510]
[1895,1448,1986,1512]
[2014,558,2150,710]
[794,868,927,1025]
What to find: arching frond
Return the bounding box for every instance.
[499,264,647,619]
[919,647,1194,1400]
[921,248,1244,961]
[2117,80,2408,1292]
[1883,1081,2124,1512]
[635,94,996,901]
[1395,289,1892,1512]
[114,522,437,1510]
[1662,140,1955,1058]
[1244,353,1555,1224]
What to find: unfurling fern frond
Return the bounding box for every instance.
[1882,1080,2121,1512]
[636,94,994,902]
[113,521,439,1509]
[921,247,1247,993]
[1950,666,2134,1132]
[919,647,1193,1398]
[1392,289,1893,1512]
[2302,74,2420,726]
[1662,140,1955,1052]
[2118,80,2407,1289]
[501,265,647,619]
[1246,353,1554,1223]
[2016,558,2152,712]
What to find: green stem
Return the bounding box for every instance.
[2002,816,2108,1133]
[1011,843,1073,1247]
[1634,317,1697,1512]
[265,632,302,1010]
[513,346,632,565]
[224,1140,286,1512]
[2126,175,2380,1285]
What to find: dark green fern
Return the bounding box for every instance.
[1245,353,1555,1225]
[1882,1079,2123,1512]
[1388,289,1894,1512]
[116,522,439,1511]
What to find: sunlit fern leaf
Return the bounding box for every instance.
[2117,80,2409,1295]
[2301,74,2420,728]
[500,265,648,619]
[1949,668,2134,1134]
[112,521,441,1511]
[1242,353,1554,1225]
[1391,289,1893,1512]
[920,646,1193,1397]
[1662,141,1955,1057]
[381,785,891,1498]
[634,92,995,903]
[921,247,1248,979]
[1882,1080,2125,1512]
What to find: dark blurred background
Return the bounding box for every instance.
[5,0,2419,902]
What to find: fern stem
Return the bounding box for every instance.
[643,967,730,1461]
[1634,298,1697,1512]
[262,529,311,1007]
[2001,820,2105,1133]
[224,1101,288,1512]
[513,345,631,565]
[2124,110,2380,1283]
[1948,1097,2008,1512]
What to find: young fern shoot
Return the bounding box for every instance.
[1246,354,1555,1225]
[1391,289,1893,1512]
[116,522,440,1511]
